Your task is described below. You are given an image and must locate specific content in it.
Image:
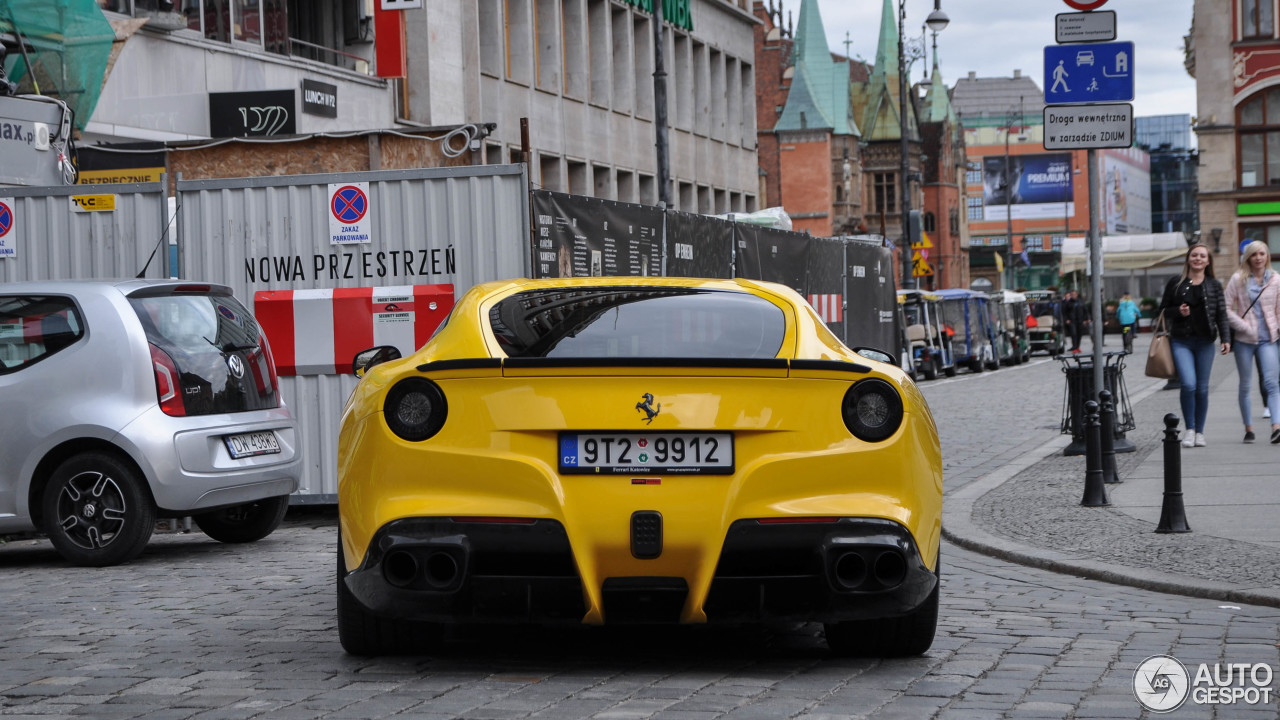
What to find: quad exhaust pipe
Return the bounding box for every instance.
[381,545,466,591]
[827,546,908,591]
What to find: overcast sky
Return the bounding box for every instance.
[811,0,1195,120]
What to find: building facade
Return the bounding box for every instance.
[1189,0,1279,264]
[1136,114,1199,236]
[5,1,760,213]
[762,0,863,237]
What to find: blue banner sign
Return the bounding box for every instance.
[1043,41,1134,105]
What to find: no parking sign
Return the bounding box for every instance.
[328,182,372,245]
[0,198,16,258]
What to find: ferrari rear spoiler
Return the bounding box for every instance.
[415,358,872,376]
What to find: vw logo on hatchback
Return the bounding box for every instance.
[227,355,245,379]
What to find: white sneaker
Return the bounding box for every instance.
[1265,407,1272,419]
[1181,433,1195,448]
[1195,432,1207,447]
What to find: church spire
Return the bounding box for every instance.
[792,0,833,68]
[871,0,899,83]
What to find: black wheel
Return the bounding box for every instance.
[943,364,957,378]
[42,452,155,567]
[337,531,443,656]
[922,356,938,381]
[969,358,984,373]
[825,553,939,657]
[193,495,290,544]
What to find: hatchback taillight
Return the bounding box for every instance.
[150,344,186,416]
[259,334,279,396]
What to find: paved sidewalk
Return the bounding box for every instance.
[944,330,1280,608]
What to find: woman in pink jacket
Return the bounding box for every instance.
[1225,240,1280,443]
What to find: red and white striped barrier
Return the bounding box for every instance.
[808,293,844,324]
[253,284,454,375]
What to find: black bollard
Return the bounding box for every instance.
[1081,400,1110,506]
[1156,413,1191,533]
[1099,390,1120,484]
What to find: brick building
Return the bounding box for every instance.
[1189,0,1280,265]
[753,0,867,236]
[753,0,963,290]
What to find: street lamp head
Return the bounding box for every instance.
[925,9,949,33]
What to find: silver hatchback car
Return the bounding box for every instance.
[0,279,300,566]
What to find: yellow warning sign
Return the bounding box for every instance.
[912,231,933,250]
[69,195,117,213]
[77,167,165,185]
[912,251,933,277]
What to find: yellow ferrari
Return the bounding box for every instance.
[336,277,942,656]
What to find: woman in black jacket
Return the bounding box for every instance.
[1159,243,1231,448]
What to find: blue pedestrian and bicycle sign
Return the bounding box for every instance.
[1043,41,1134,105]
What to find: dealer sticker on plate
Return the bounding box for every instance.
[224,431,281,459]
[559,432,733,474]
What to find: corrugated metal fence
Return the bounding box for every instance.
[4,167,898,503]
[0,181,170,281]
[175,165,531,501]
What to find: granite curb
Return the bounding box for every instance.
[941,354,1280,609]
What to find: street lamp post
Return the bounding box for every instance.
[1004,114,1013,290]
[898,0,948,291]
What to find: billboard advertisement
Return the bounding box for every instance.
[1100,148,1151,235]
[983,153,1075,221]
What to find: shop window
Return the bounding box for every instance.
[1241,222,1280,272]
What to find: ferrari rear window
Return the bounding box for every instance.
[490,287,786,359]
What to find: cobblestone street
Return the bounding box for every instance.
[2,355,1278,719]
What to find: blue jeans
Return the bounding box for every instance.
[1234,340,1280,427]
[1170,336,1218,433]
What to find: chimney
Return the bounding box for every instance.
[968,71,976,80]
[1013,69,1022,78]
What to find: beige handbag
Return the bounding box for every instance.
[1145,314,1176,379]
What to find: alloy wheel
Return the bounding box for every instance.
[55,470,128,550]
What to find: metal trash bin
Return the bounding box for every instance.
[1060,352,1135,456]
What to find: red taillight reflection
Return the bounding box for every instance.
[756,517,838,524]
[259,334,279,396]
[149,344,186,416]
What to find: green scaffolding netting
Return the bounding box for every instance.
[1,0,114,130]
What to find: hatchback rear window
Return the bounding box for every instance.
[490,287,786,359]
[130,293,279,415]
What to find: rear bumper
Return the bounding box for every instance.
[343,517,937,625]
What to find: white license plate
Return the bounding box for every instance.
[224,431,281,459]
[559,432,733,475]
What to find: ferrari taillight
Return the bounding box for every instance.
[150,343,186,416]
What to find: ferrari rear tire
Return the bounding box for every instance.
[337,532,443,656]
[193,495,289,544]
[43,452,155,567]
[824,560,939,657]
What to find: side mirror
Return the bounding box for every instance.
[852,347,897,367]
[352,345,402,379]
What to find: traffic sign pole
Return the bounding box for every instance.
[1089,148,1103,396]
